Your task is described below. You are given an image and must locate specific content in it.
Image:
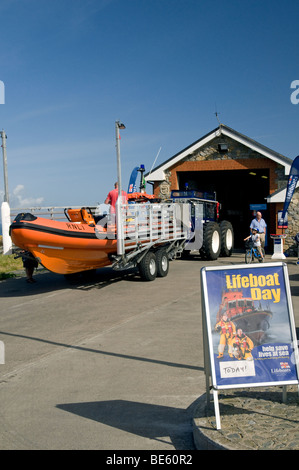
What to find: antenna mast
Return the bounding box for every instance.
[215,110,221,126]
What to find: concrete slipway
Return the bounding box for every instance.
[0,253,298,450]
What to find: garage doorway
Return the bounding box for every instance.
[177,169,270,248]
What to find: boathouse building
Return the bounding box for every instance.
[145,124,296,252]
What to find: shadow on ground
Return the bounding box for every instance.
[57,399,198,450]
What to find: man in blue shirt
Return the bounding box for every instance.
[250,211,267,248]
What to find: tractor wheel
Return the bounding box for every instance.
[220,220,234,256]
[200,222,221,260]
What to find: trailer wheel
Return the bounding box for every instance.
[200,222,221,260]
[220,220,234,256]
[156,248,169,277]
[139,251,157,281]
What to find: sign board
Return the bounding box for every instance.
[249,203,267,211]
[201,262,299,429]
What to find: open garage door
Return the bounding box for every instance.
[177,169,270,248]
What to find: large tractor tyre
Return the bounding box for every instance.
[220,220,234,257]
[138,251,158,281]
[200,222,221,260]
[156,248,169,277]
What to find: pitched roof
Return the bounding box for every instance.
[145,124,293,182]
[266,186,287,203]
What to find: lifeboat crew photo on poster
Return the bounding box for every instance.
[215,313,236,359]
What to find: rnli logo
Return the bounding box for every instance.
[271,363,291,374]
[66,222,86,231]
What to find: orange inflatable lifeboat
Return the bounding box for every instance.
[10,207,122,275]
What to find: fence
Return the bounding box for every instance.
[9,205,99,221]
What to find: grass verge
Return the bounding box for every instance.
[0,254,23,279]
[0,237,24,279]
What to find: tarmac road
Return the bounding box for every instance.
[0,253,298,450]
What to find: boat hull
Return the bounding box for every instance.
[228,310,273,345]
[10,214,119,275]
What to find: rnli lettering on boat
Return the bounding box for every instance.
[225,273,281,303]
[66,222,86,231]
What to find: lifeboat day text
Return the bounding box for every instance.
[225,273,281,303]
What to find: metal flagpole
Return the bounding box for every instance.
[115,121,126,257]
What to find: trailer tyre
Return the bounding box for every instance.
[220,220,234,256]
[139,251,157,281]
[156,248,169,277]
[200,222,221,260]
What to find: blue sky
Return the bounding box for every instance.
[0,0,299,208]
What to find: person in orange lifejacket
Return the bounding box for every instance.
[231,328,254,360]
[215,313,236,358]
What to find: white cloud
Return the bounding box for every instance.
[13,184,24,196]
[10,184,44,208]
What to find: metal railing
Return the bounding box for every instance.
[122,202,188,246]
[9,205,99,221]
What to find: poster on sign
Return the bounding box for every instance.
[201,262,299,390]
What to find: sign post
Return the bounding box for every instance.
[270,234,286,259]
[201,262,299,430]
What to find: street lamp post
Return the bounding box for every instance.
[115,121,126,256]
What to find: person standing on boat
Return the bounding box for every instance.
[250,211,267,249]
[215,313,236,359]
[104,182,128,224]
